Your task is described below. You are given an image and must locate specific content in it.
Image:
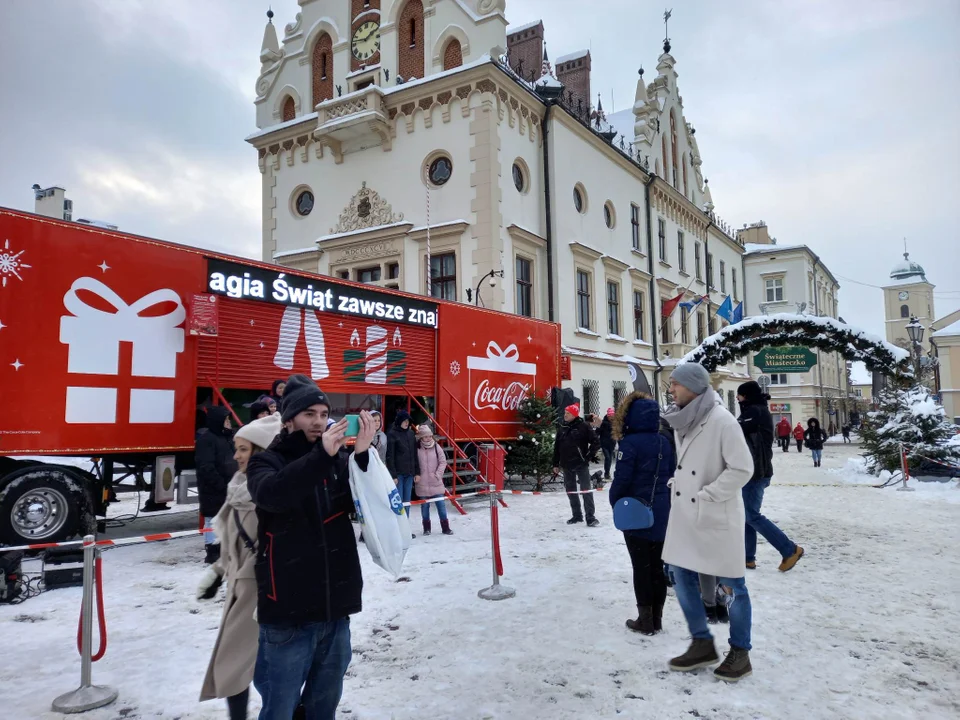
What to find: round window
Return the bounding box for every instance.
[428,156,453,186]
[295,190,314,216]
[512,163,525,192]
[573,186,584,213]
[604,202,615,229]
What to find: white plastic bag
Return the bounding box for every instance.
[349,449,412,577]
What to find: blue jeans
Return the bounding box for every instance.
[254,618,351,720]
[743,479,796,562]
[670,566,752,651]
[203,516,217,545]
[396,474,414,514]
[811,449,823,463]
[420,495,448,522]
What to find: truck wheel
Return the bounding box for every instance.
[0,470,82,546]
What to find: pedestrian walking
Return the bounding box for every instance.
[660,363,756,682]
[737,381,804,573]
[841,424,852,444]
[387,410,420,538]
[805,418,828,467]
[198,412,281,720]
[793,422,805,452]
[776,417,791,452]
[828,421,836,437]
[599,408,617,480]
[369,411,389,464]
[196,406,238,565]
[246,375,376,720]
[552,404,601,527]
[610,392,675,634]
[416,425,453,536]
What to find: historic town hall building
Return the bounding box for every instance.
[246,0,749,411]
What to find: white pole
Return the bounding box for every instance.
[425,179,432,298]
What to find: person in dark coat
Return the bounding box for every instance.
[246,375,375,720]
[737,381,803,573]
[248,401,270,421]
[599,408,617,480]
[610,392,676,634]
[841,424,852,443]
[386,410,420,537]
[805,418,828,467]
[196,405,238,565]
[552,404,601,527]
[269,379,286,407]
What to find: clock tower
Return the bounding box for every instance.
[350,0,382,81]
[883,251,935,354]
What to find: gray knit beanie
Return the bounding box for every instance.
[670,362,711,396]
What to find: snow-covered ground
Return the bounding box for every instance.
[2,444,959,720]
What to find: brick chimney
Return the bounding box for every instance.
[507,20,544,81]
[556,50,591,115]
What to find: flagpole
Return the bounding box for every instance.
[658,275,698,340]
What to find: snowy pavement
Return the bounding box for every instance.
[2,444,959,719]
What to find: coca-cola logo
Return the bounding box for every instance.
[474,379,531,412]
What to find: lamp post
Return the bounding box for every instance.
[466,269,504,307]
[905,316,924,381]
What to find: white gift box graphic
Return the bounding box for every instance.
[467,341,536,421]
[59,277,185,424]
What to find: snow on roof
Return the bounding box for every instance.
[933,319,960,338]
[606,109,634,143]
[508,19,542,35]
[76,218,118,230]
[246,112,319,141]
[556,49,589,65]
[535,73,563,88]
[384,54,492,96]
[680,312,910,365]
[273,245,319,259]
[562,345,658,368]
[743,242,807,254]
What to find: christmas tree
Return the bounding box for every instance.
[860,385,960,475]
[504,391,556,487]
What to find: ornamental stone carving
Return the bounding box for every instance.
[330,182,404,234]
[335,240,399,263]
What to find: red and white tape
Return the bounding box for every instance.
[2,528,215,554]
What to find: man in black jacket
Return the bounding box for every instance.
[736,381,803,573]
[552,404,601,527]
[195,405,238,565]
[247,374,376,720]
[386,410,420,538]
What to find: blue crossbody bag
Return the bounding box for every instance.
[613,436,663,531]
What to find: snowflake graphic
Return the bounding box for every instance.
[449,360,461,377]
[0,239,31,288]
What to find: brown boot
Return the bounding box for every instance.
[669,638,719,671]
[626,606,656,635]
[778,546,805,572]
[714,646,752,682]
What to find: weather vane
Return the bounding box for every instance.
[663,8,672,41]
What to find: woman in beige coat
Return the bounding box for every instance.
[198,412,281,720]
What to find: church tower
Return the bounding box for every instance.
[883,251,935,353]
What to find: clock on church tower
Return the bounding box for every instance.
[351,1,381,73]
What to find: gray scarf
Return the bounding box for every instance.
[661,387,720,439]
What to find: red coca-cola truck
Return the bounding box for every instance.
[0,208,560,546]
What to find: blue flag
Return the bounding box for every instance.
[732,301,744,324]
[678,295,708,312]
[716,295,734,323]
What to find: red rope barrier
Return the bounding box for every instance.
[76,556,108,662]
[491,499,504,577]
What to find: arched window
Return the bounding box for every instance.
[670,111,679,190]
[281,96,296,122]
[900,304,910,318]
[398,0,424,80]
[443,38,463,71]
[312,32,334,107]
[661,134,669,183]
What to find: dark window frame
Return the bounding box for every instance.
[606,280,620,335]
[576,269,592,329]
[430,252,457,300]
[516,256,533,317]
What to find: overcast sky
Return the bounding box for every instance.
[2,0,958,348]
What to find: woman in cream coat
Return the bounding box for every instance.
[197,412,281,720]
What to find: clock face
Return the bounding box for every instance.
[352,21,381,61]
[899,291,909,300]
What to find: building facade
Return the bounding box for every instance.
[741,223,851,428]
[246,0,749,413]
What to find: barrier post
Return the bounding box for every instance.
[897,443,915,492]
[478,484,515,601]
[52,536,118,714]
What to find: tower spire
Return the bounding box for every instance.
[663,8,672,53]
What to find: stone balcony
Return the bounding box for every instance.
[313,86,392,163]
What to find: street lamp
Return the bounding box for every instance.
[905,316,924,379]
[465,269,504,306]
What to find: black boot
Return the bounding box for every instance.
[204,544,221,565]
[704,602,719,624]
[422,519,432,536]
[626,606,656,635]
[653,604,663,633]
[715,600,729,624]
[440,519,454,536]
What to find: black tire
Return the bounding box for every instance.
[0,469,83,546]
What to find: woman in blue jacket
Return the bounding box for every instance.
[610,392,676,635]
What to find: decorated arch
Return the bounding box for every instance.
[682,314,912,379]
